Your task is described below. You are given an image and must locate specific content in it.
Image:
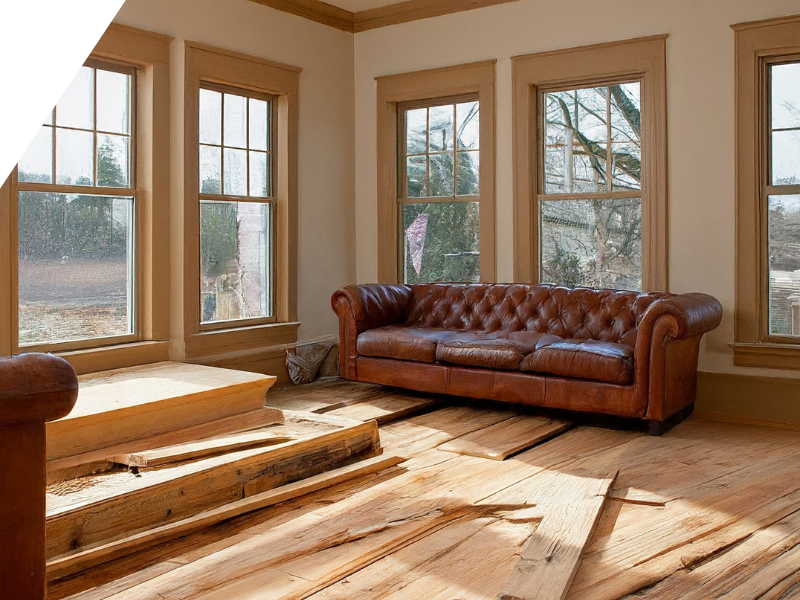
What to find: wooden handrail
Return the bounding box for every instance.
[0,353,78,600]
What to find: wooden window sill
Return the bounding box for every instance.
[731,342,800,370]
[57,340,171,375]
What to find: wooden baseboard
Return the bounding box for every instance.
[696,371,800,427]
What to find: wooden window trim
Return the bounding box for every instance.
[732,14,800,370]
[511,35,668,290]
[0,23,172,372]
[376,60,496,283]
[184,42,299,356]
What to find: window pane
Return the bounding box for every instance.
[44,110,53,126]
[56,128,94,186]
[200,200,271,322]
[200,145,221,194]
[456,101,479,150]
[456,151,479,196]
[429,153,454,197]
[543,121,568,194]
[96,69,131,134]
[18,191,134,346]
[406,108,427,155]
[249,98,269,151]
[249,151,269,198]
[402,201,479,284]
[223,93,247,148]
[428,105,453,152]
[544,85,641,194]
[200,89,222,145]
[771,63,800,130]
[772,130,800,186]
[18,126,53,184]
[406,156,426,198]
[609,83,641,191]
[768,195,800,336]
[97,133,130,188]
[56,66,94,130]
[540,198,642,291]
[223,148,247,196]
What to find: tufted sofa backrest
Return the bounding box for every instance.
[405,284,669,344]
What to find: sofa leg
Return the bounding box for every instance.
[647,402,695,436]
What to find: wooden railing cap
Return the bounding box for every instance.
[0,354,79,426]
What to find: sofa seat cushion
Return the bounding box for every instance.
[520,340,634,385]
[357,326,460,363]
[436,331,562,370]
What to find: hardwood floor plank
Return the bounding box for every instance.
[495,469,617,600]
[438,415,573,460]
[53,381,800,600]
[628,508,800,599]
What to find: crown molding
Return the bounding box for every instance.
[247,0,522,33]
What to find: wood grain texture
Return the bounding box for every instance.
[47,454,404,580]
[496,470,618,600]
[112,430,295,468]
[438,415,572,460]
[47,362,277,460]
[52,381,800,600]
[47,407,284,484]
[46,416,379,560]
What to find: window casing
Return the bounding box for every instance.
[376,61,496,284]
[0,24,173,370]
[183,42,299,360]
[512,36,667,291]
[734,15,800,370]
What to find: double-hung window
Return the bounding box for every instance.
[376,60,496,284]
[0,24,171,371]
[14,62,137,350]
[198,84,275,325]
[538,82,643,290]
[399,97,481,283]
[734,15,800,369]
[183,42,299,359]
[512,36,667,291]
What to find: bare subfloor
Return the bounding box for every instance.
[51,379,800,600]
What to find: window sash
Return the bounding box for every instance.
[197,83,277,330]
[11,59,140,353]
[759,54,800,343]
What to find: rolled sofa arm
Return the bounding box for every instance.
[331,284,412,380]
[0,353,79,600]
[331,283,413,333]
[634,293,723,423]
[638,292,723,341]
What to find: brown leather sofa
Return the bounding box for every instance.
[331,283,723,434]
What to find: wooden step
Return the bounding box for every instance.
[46,454,406,580]
[47,362,279,460]
[45,412,380,562]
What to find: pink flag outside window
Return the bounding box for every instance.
[406,212,428,276]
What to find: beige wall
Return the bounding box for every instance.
[115,0,356,341]
[353,0,800,379]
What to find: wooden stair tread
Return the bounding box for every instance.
[47,362,279,460]
[66,362,274,420]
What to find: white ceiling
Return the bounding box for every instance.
[321,0,405,13]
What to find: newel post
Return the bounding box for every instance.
[0,354,78,599]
